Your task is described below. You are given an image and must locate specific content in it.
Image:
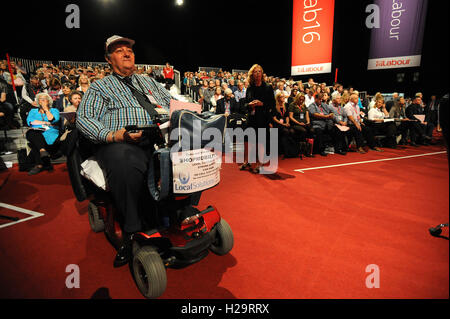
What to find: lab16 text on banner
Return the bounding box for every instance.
[291,0,336,76]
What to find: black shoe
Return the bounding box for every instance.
[28,165,44,176]
[335,150,347,155]
[409,142,418,147]
[113,233,134,268]
[320,151,328,157]
[304,153,314,158]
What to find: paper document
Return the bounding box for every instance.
[335,124,350,132]
[170,99,202,116]
[383,118,395,122]
[414,115,425,123]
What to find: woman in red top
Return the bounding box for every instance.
[163,62,174,87]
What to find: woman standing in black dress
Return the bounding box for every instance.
[240,64,275,174]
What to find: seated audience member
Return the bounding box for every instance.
[216,88,240,116]
[62,90,83,129]
[389,97,416,145]
[21,74,48,126]
[54,83,73,111]
[3,61,26,91]
[287,88,299,105]
[369,92,383,110]
[308,93,336,156]
[210,87,223,112]
[322,92,332,107]
[345,93,382,153]
[275,81,289,98]
[47,78,63,103]
[77,74,90,93]
[288,93,314,149]
[68,75,78,88]
[340,91,350,108]
[385,92,398,113]
[272,92,295,156]
[305,88,315,108]
[329,93,349,154]
[405,96,433,145]
[202,80,216,112]
[228,78,238,93]
[59,90,83,155]
[353,90,366,115]
[272,92,291,134]
[367,98,397,148]
[25,92,61,175]
[234,81,246,104]
[0,71,17,129]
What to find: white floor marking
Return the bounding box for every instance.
[0,203,45,229]
[294,151,447,173]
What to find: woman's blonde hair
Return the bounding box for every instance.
[275,92,285,107]
[78,74,91,87]
[247,64,264,86]
[292,92,306,112]
[341,92,350,105]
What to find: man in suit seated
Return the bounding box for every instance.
[216,88,245,153]
[405,96,433,146]
[216,88,240,116]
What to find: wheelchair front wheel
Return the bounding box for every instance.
[132,246,167,299]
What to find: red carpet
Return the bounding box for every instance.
[0,142,448,299]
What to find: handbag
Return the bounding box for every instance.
[227,113,248,129]
[17,148,35,172]
[169,110,227,150]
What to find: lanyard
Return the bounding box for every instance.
[114,73,160,99]
[31,87,41,96]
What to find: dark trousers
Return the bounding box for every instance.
[290,124,314,142]
[25,129,59,165]
[329,124,347,152]
[312,125,345,153]
[368,122,397,147]
[95,142,152,233]
[349,124,376,149]
[408,121,430,142]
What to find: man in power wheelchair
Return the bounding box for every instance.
[67,35,233,298]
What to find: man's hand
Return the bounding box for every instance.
[113,128,143,144]
[249,100,263,107]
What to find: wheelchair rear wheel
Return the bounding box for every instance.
[88,201,105,233]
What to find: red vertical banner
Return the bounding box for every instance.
[291,0,335,76]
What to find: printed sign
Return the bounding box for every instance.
[291,0,336,76]
[171,149,221,194]
[368,0,428,70]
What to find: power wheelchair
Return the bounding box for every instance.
[66,113,233,299]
